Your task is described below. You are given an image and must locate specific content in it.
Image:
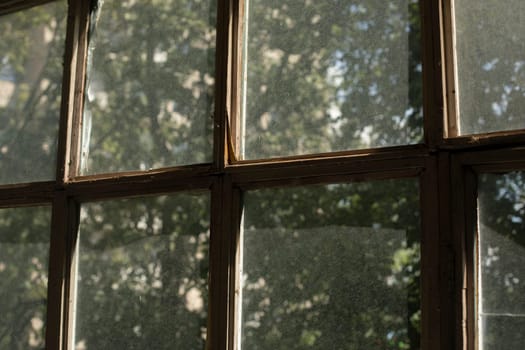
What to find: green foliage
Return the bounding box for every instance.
[0,1,67,183]
[1,0,523,349]
[0,207,51,350]
[242,180,421,350]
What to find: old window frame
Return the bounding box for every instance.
[0,0,524,349]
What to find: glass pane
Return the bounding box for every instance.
[0,206,51,349]
[0,2,67,184]
[81,0,216,174]
[455,1,525,135]
[241,0,422,159]
[240,179,421,349]
[478,172,525,349]
[74,194,210,349]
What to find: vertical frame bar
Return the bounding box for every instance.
[62,0,91,181]
[420,0,446,147]
[451,154,478,350]
[229,0,245,161]
[45,193,67,350]
[450,154,466,350]
[56,0,79,183]
[214,0,233,169]
[441,0,460,137]
[420,156,441,350]
[437,152,457,350]
[229,186,242,350]
[45,194,80,350]
[64,198,81,350]
[208,175,234,350]
[464,168,478,350]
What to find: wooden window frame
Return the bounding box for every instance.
[0,0,524,349]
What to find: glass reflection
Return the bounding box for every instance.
[81,0,216,174]
[479,172,525,349]
[240,179,421,349]
[0,2,67,183]
[0,206,51,349]
[74,194,210,350]
[241,0,423,159]
[455,0,525,134]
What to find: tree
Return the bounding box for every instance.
[1,1,522,350]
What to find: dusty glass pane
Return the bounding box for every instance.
[478,172,525,349]
[455,1,525,135]
[0,2,67,183]
[241,0,422,159]
[74,194,209,350]
[81,0,216,174]
[0,206,51,349]
[241,180,421,349]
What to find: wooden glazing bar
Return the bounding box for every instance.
[65,0,91,180]
[230,141,429,166]
[64,198,80,350]
[213,0,233,170]
[420,156,441,350]
[229,156,427,187]
[208,176,233,350]
[45,193,78,350]
[441,132,525,150]
[450,154,468,350]
[65,175,214,202]
[420,0,445,147]
[463,168,478,350]
[0,0,55,16]
[441,0,460,137]
[455,147,525,166]
[437,152,456,350]
[0,182,55,207]
[229,0,243,160]
[229,186,242,350]
[234,168,423,192]
[68,163,215,183]
[56,0,84,182]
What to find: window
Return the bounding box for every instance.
[0,1,524,349]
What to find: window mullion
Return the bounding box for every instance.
[208,175,237,350]
[58,0,90,182]
[45,193,80,350]
[213,0,234,170]
[420,0,447,146]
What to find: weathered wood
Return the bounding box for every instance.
[450,154,468,350]
[0,181,54,207]
[463,168,477,350]
[0,0,55,16]
[421,0,446,147]
[213,0,233,170]
[441,0,460,137]
[208,175,235,350]
[230,0,244,161]
[229,185,242,350]
[420,156,441,350]
[65,0,91,180]
[441,131,525,150]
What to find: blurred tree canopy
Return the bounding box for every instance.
[0,0,523,350]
